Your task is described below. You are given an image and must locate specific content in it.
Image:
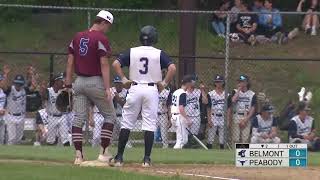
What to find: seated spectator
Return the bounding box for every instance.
[288,102,320,151]
[236,2,258,45]
[212,0,231,37]
[251,104,281,143]
[258,0,286,44]
[297,0,319,35]
[230,0,244,33]
[252,0,265,12]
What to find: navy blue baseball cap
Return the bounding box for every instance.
[113,75,122,83]
[191,73,198,81]
[13,75,25,85]
[53,73,64,81]
[214,74,224,82]
[238,74,249,82]
[0,74,4,81]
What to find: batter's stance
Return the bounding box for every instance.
[112,25,176,167]
[65,10,116,165]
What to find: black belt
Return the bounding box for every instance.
[132,82,155,86]
[173,113,180,115]
[9,113,22,116]
[213,114,223,117]
[237,113,245,115]
[116,114,122,117]
[50,114,62,117]
[158,112,167,115]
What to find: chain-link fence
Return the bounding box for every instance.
[0,4,320,150]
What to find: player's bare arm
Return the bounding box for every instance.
[112,60,132,89]
[160,64,176,88]
[179,105,191,127]
[240,106,255,128]
[100,56,112,101]
[1,64,11,91]
[65,54,75,88]
[207,106,213,128]
[200,83,208,105]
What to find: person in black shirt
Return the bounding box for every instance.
[236,2,258,45]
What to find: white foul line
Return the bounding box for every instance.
[156,170,240,180]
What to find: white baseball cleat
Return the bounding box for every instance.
[74,151,84,165]
[298,87,306,101]
[33,141,41,146]
[109,155,123,167]
[142,157,151,168]
[173,143,183,149]
[305,91,313,103]
[97,153,112,163]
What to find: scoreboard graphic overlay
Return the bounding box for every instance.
[235,144,307,167]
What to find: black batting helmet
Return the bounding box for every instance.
[140,25,158,46]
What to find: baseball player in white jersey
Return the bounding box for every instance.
[111,25,176,167]
[251,104,281,144]
[229,75,257,143]
[207,75,227,149]
[0,74,7,144]
[171,75,194,149]
[289,102,320,151]
[157,87,172,148]
[185,75,208,146]
[42,73,70,146]
[34,108,49,146]
[4,73,36,145]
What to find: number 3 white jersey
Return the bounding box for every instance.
[171,88,186,114]
[117,46,173,84]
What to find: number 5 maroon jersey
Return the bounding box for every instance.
[68,30,112,77]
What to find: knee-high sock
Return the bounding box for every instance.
[100,122,114,154]
[144,131,154,158]
[116,128,130,157]
[72,126,83,156]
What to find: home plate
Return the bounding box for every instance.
[80,160,109,167]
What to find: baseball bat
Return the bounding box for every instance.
[186,128,208,150]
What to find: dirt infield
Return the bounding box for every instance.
[2,159,320,180]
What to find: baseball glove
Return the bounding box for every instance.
[56,90,73,113]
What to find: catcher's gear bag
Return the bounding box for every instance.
[56,90,73,113]
[26,91,42,112]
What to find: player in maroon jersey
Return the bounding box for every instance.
[65,10,117,165]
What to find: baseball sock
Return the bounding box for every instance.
[72,126,83,157]
[116,128,131,158]
[100,122,114,154]
[144,131,154,158]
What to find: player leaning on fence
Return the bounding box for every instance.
[229,75,257,144]
[65,10,117,165]
[251,104,281,144]
[288,102,320,151]
[2,65,37,145]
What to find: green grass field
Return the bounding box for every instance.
[0,146,320,180]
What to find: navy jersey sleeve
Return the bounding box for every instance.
[4,87,11,96]
[227,91,235,108]
[252,116,259,128]
[179,93,187,107]
[312,120,315,130]
[167,93,172,106]
[288,120,304,139]
[117,49,130,67]
[251,94,257,107]
[160,51,173,69]
[207,94,212,107]
[272,117,278,127]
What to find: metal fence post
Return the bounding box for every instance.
[224,12,232,150]
[87,11,91,29]
[49,54,54,87]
